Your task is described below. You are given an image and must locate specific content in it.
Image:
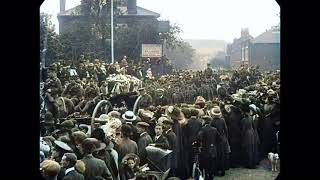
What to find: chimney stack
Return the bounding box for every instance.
[60,0,66,13]
[241,28,249,37]
[127,0,137,14]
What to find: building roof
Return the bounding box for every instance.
[58,5,82,16]
[58,5,160,18]
[123,6,160,17]
[251,29,280,44]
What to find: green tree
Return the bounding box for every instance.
[164,41,196,70]
[40,13,62,65]
[159,24,184,50]
[114,19,159,61]
[80,0,122,61]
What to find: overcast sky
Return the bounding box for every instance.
[40,0,280,43]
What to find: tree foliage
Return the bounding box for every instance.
[114,20,159,61]
[159,24,184,50]
[208,51,229,69]
[40,13,62,65]
[43,0,188,65]
[164,41,196,70]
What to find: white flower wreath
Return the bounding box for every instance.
[168,106,174,113]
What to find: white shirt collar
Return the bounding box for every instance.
[155,135,161,140]
[165,128,172,134]
[65,167,75,175]
[140,132,147,137]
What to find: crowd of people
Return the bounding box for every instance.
[40,55,280,180]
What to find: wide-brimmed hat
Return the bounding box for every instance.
[43,136,55,146]
[139,110,154,120]
[81,138,99,153]
[95,114,109,123]
[71,131,87,143]
[156,88,165,93]
[249,104,257,113]
[58,136,71,144]
[122,111,137,121]
[107,111,121,119]
[54,140,72,152]
[138,87,145,91]
[166,106,183,120]
[162,118,174,125]
[122,153,140,165]
[210,107,222,118]
[94,142,107,152]
[60,120,75,129]
[157,116,169,124]
[267,89,276,95]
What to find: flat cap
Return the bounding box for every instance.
[136,122,150,127]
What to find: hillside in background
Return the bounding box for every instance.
[183,39,228,70]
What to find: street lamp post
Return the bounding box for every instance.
[41,16,48,68]
[40,15,48,115]
[111,0,114,64]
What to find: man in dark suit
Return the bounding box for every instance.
[136,122,153,165]
[117,124,138,162]
[183,109,203,177]
[162,118,177,177]
[81,138,113,180]
[197,116,222,179]
[60,153,84,180]
[150,123,169,149]
[162,119,177,150]
[153,89,169,106]
[134,88,153,112]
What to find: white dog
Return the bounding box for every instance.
[268,152,279,172]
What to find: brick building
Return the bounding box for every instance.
[57,0,169,60]
[226,27,280,71]
[57,0,163,35]
[226,28,254,68]
[249,28,280,71]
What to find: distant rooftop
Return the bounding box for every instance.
[58,5,160,18]
[123,6,160,17]
[251,29,280,44]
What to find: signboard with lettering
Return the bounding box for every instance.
[141,44,162,58]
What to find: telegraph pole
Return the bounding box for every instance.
[40,15,48,115]
[41,16,48,68]
[111,0,114,64]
